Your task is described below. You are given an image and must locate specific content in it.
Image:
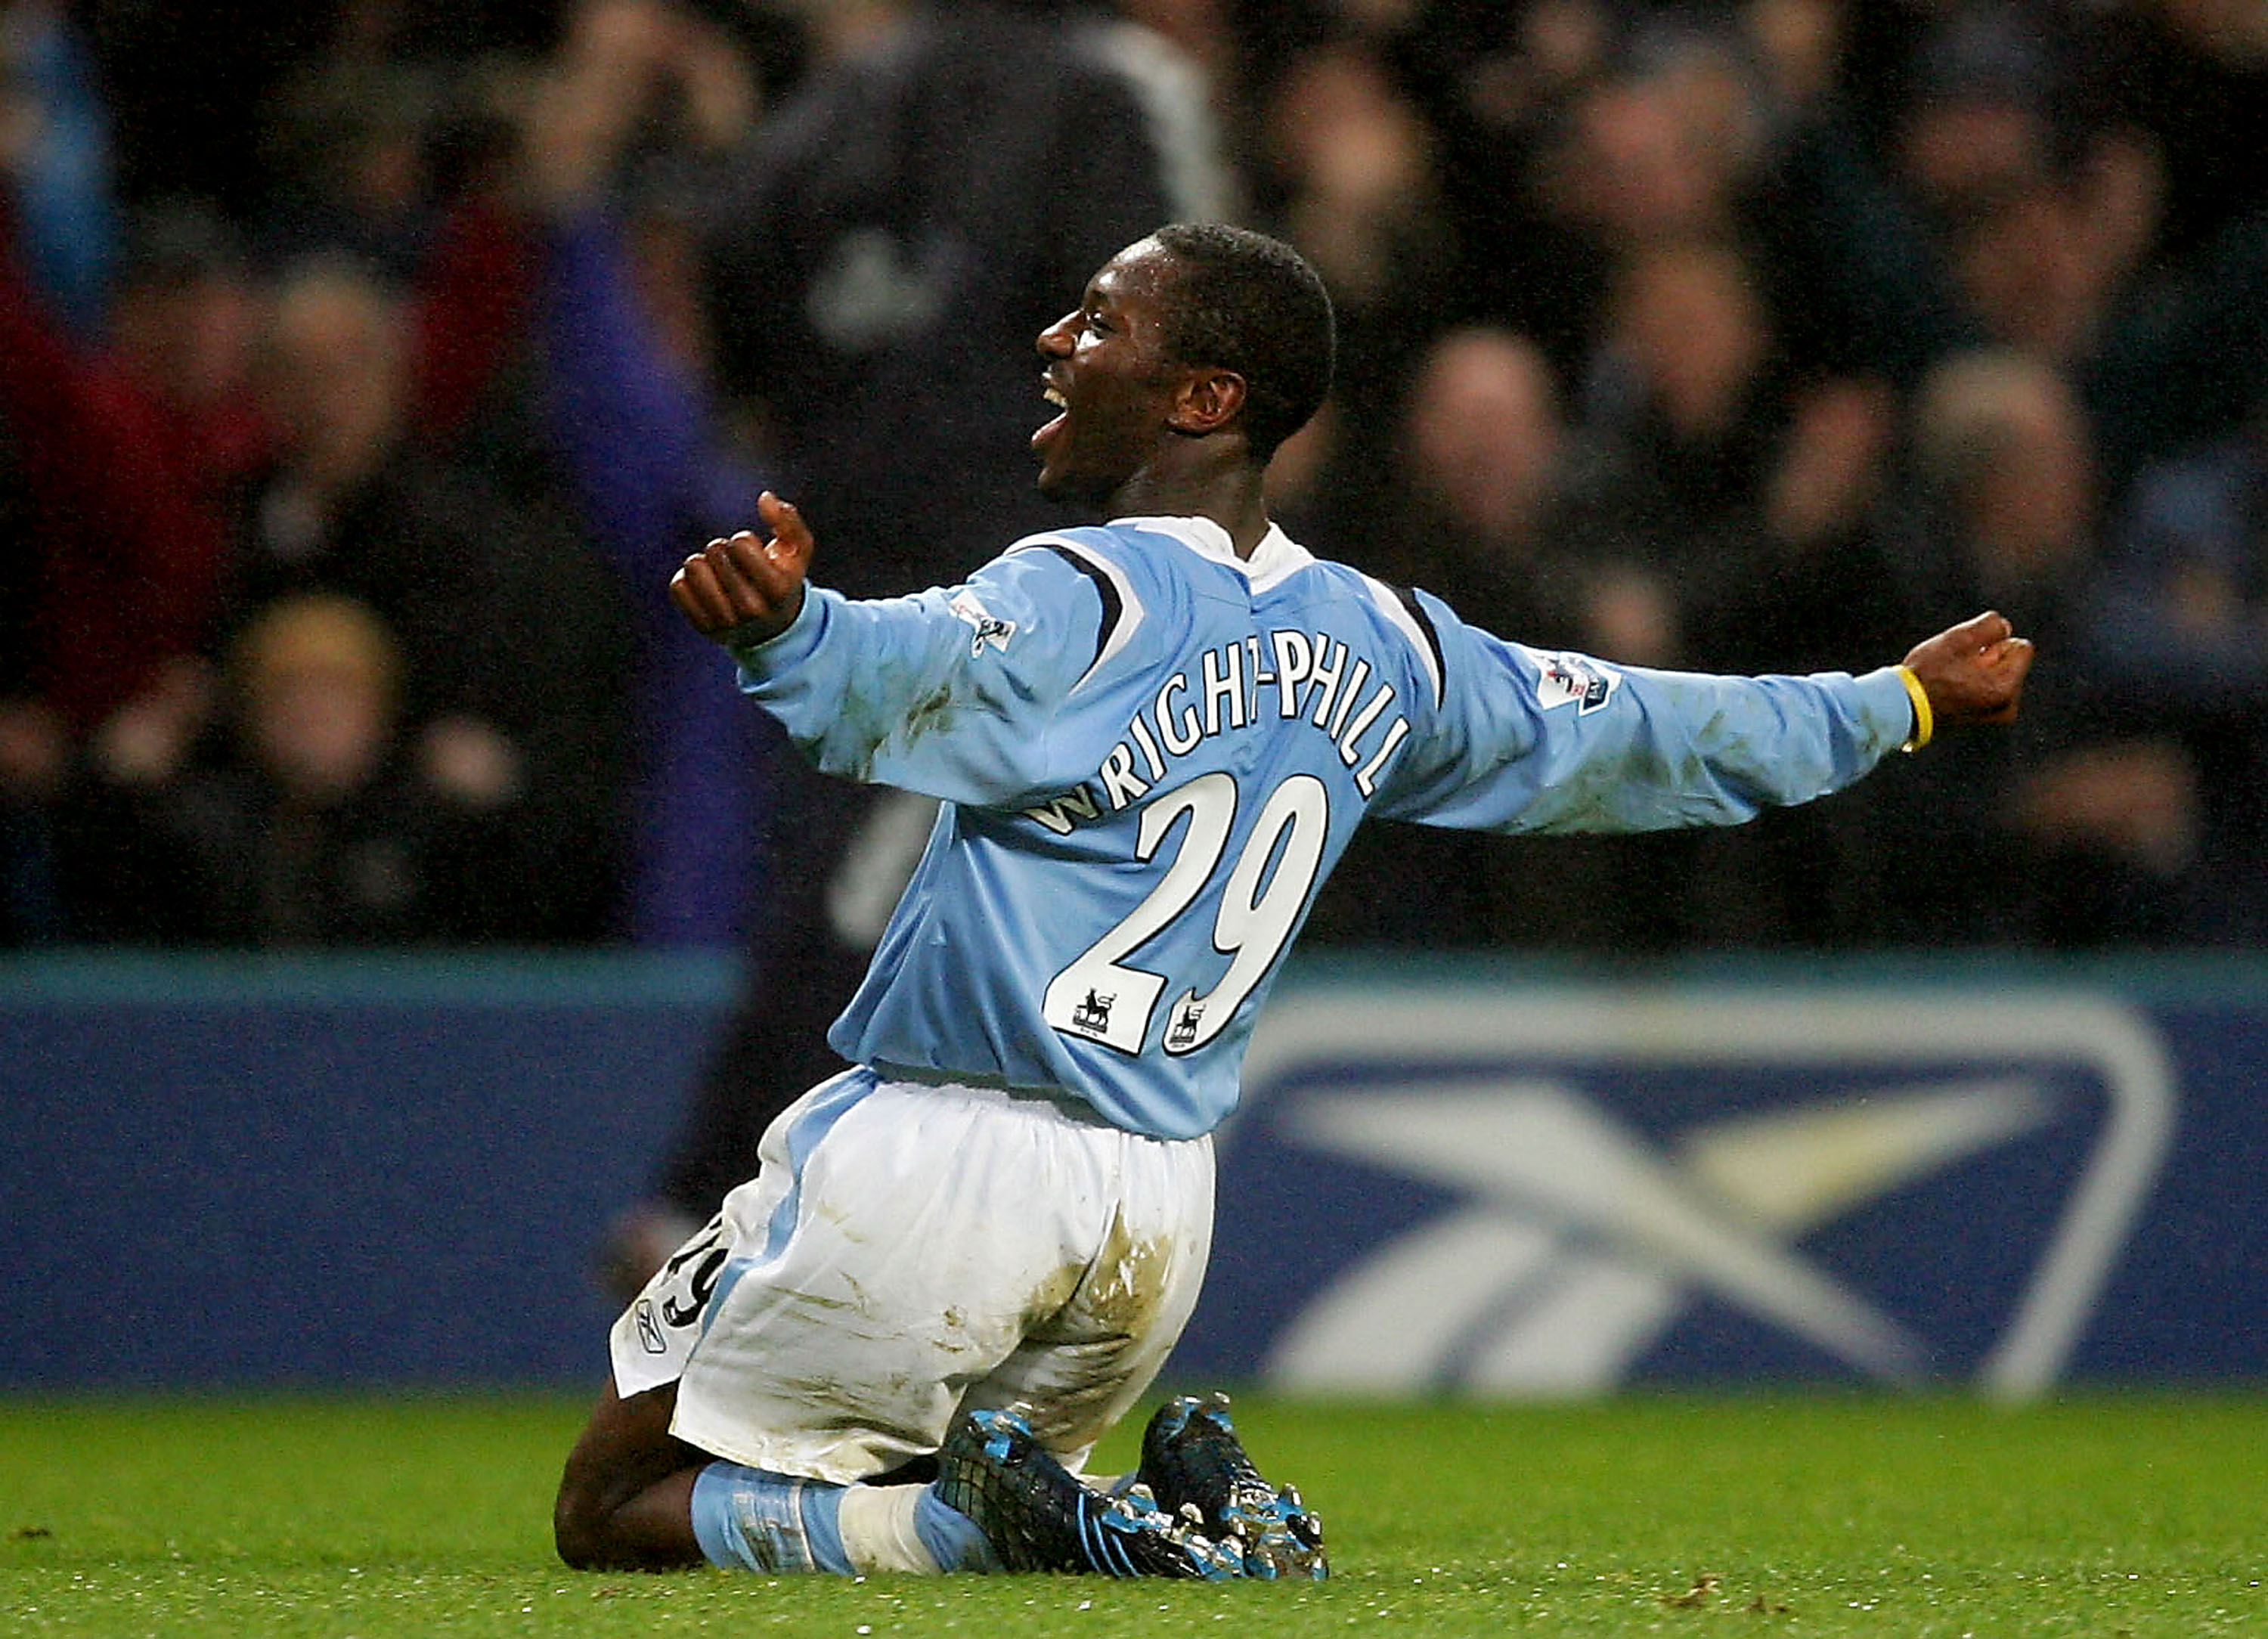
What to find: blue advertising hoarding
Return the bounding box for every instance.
[1,953,2262,1391]
[1177,962,2268,1395]
[0,954,736,1389]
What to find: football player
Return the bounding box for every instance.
[555,224,2032,1579]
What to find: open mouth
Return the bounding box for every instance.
[1032,381,1069,452]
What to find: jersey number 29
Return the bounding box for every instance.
[1041,770,1329,1056]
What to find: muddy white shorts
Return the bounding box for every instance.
[609,1067,1216,1484]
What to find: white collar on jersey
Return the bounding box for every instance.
[1108,514,1315,593]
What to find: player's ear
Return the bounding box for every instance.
[1168,367,1247,437]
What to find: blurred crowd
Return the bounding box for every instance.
[3,0,2265,959]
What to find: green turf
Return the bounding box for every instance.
[2,1393,2260,1636]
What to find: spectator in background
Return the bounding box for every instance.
[2094,0,2268,262]
[222,254,634,941]
[1894,350,2102,663]
[1303,323,1599,951]
[1386,0,1622,371]
[0,0,115,336]
[597,0,1234,1295]
[2099,399,2268,721]
[1544,237,1904,948]
[699,0,1228,597]
[1371,324,1579,646]
[1890,2,2078,237]
[517,0,776,947]
[1896,3,2161,379]
[1470,20,1767,380]
[1882,0,2268,491]
[0,194,274,950]
[8,0,2266,971]
[0,198,269,744]
[1879,348,2216,946]
[1557,238,1897,675]
[1249,29,1452,371]
[2084,393,2268,941]
[1236,20,1455,555]
[0,123,268,942]
[1737,0,1982,386]
[256,57,454,283]
[247,40,569,499]
[63,593,537,944]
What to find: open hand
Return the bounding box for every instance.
[1901,609,2035,731]
[671,491,814,646]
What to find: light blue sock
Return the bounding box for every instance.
[689,1462,852,1575]
[915,1486,1001,1572]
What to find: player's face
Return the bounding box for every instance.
[1032,242,1186,507]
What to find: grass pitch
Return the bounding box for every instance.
[2,1392,2260,1637]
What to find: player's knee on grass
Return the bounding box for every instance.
[553,1453,648,1570]
[552,1480,611,1571]
[554,1381,708,1571]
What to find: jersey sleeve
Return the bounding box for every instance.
[1371,590,1919,834]
[723,539,1109,805]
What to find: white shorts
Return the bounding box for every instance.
[609,1068,1216,1484]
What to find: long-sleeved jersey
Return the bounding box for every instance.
[729,515,1919,1140]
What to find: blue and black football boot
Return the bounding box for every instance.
[1135,1393,1328,1580]
[934,1405,1245,1579]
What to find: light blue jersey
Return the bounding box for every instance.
[729,515,1919,1140]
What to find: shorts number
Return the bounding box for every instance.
[1042,772,1329,1055]
[658,1216,729,1328]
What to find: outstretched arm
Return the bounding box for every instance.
[670,491,813,647]
[671,516,1125,807]
[1373,601,2038,835]
[1898,609,2035,744]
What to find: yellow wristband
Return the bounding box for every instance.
[1895,665,1934,752]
